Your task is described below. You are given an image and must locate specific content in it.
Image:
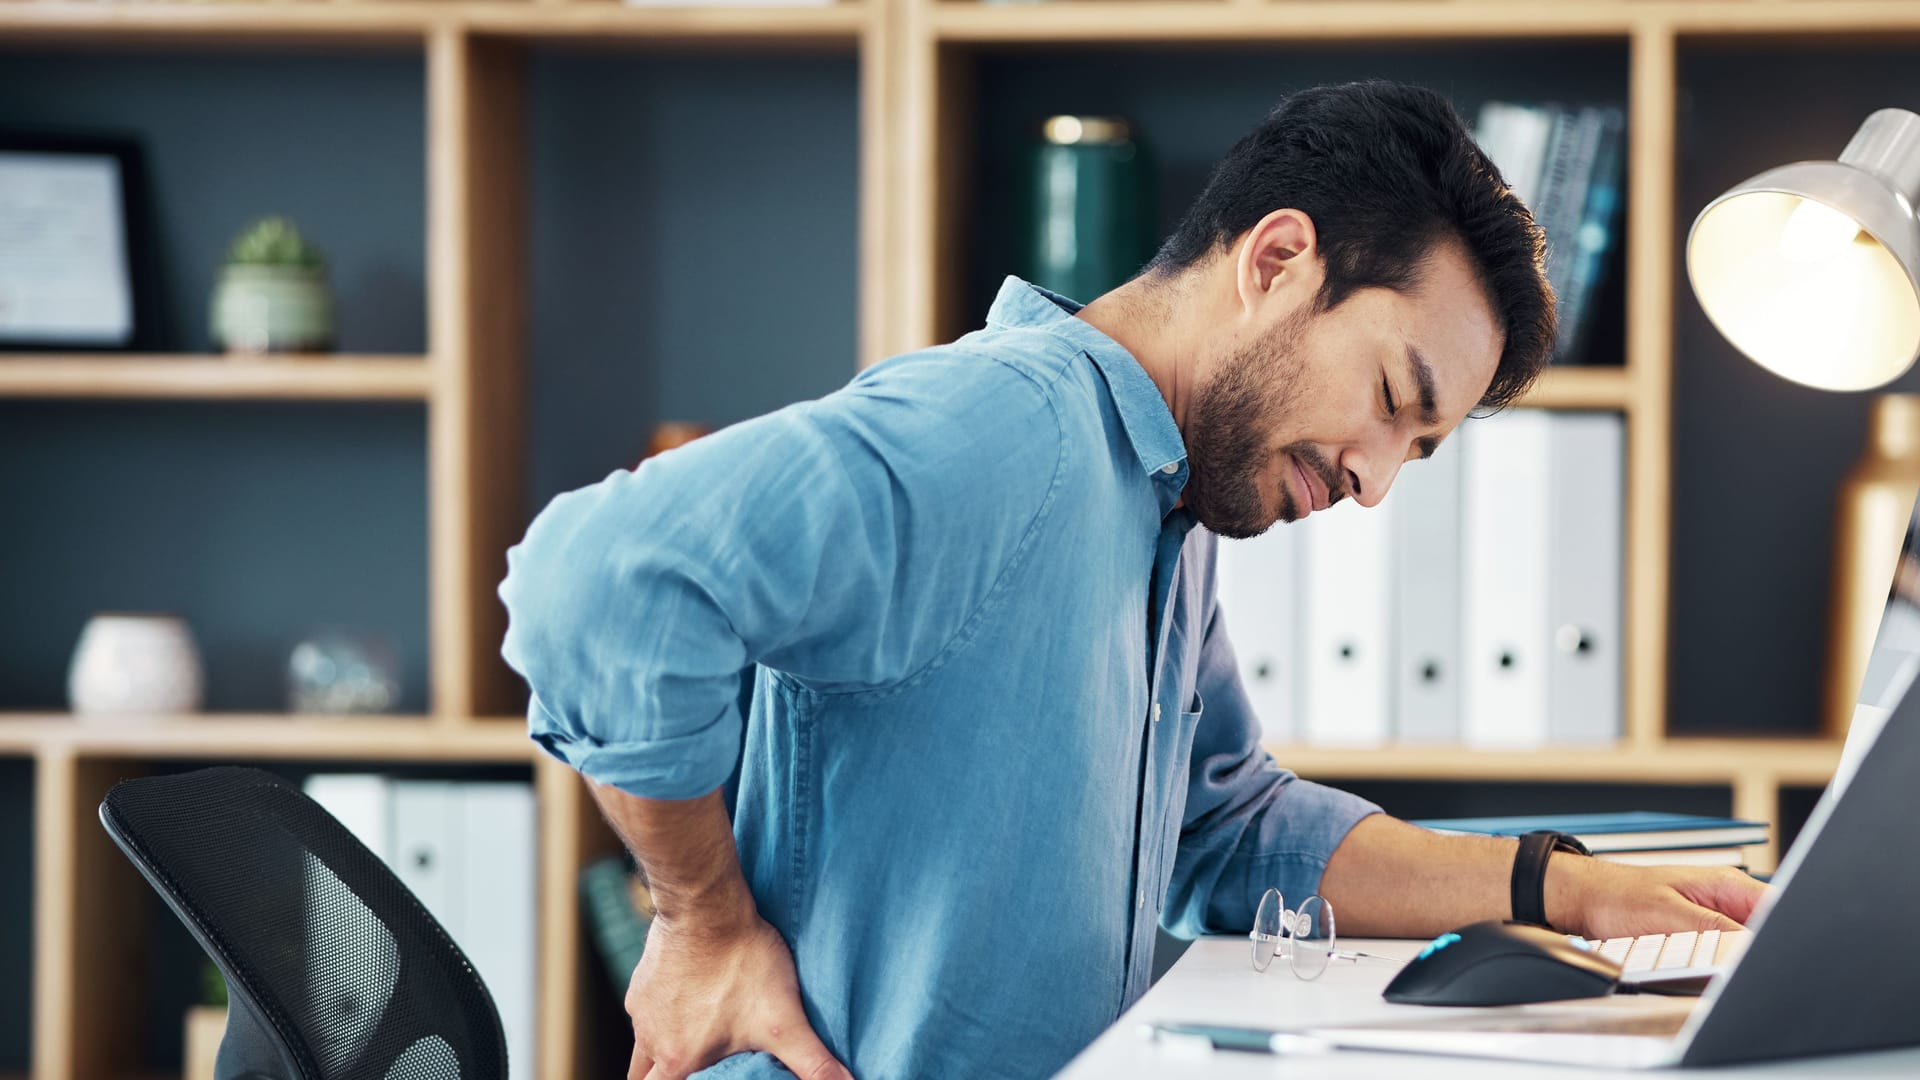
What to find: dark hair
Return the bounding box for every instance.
[1144,80,1554,412]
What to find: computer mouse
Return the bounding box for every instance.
[1383,920,1622,1007]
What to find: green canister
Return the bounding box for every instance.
[1023,115,1152,303]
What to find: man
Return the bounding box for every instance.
[500,81,1762,1080]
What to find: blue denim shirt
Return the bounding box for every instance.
[499,277,1381,1079]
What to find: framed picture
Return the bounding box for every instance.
[0,131,159,351]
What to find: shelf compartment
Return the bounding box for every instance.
[0,43,428,355]
[928,39,1631,348]
[53,751,534,1076]
[0,356,434,401]
[0,401,430,715]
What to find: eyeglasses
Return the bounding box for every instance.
[1247,888,1398,979]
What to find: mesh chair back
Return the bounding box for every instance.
[100,766,508,1080]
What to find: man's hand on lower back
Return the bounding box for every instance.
[624,906,855,1080]
[580,782,854,1080]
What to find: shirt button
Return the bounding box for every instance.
[1151,703,1162,723]
[1139,889,1147,909]
[1160,462,1178,475]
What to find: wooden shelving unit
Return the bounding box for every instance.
[1,2,1901,1078]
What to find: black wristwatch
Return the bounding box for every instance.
[1510,829,1591,930]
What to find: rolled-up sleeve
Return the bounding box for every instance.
[498,352,1063,800]
[1161,596,1383,938]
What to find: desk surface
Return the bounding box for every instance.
[1056,936,1920,1078]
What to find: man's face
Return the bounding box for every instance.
[1182,241,1504,539]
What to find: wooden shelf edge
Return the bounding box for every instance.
[461,2,869,44]
[10,0,1920,49]
[0,1,870,45]
[1515,364,1632,410]
[0,2,441,43]
[1265,737,1842,785]
[0,713,534,761]
[933,1,1646,43]
[932,0,1920,44]
[0,355,434,401]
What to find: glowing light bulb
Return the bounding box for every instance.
[1779,197,1862,264]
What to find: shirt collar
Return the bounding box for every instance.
[985,276,1189,492]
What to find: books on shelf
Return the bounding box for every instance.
[1215,409,1624,748]
[1411,811,1770,864]
[1473,100,1626,365]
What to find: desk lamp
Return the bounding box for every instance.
[1688,108,1920,390]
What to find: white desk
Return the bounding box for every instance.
[1056,937,1920,1078]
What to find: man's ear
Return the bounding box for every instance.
[1235,208,1322,317]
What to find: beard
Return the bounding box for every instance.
[1181,308,1322,539]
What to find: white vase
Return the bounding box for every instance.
[67,613,205,719]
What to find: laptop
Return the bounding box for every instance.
[1305,552,1920,1067]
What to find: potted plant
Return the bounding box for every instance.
[210,215,336,354]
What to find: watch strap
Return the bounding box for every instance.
[1510,829,1590,929]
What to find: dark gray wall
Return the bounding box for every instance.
[0,48,428,354]
[524,48,862,514]
[0,758,29,1072]
[1671,41,1920,735]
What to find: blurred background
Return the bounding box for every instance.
[5,1,1919,1077]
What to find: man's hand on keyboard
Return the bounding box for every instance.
[1550,857,1767,939]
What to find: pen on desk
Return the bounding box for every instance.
[1143,1021,1336,1055]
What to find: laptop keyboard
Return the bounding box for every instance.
[1569,928,1751,981]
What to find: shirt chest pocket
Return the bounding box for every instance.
[1156,693,1205,858]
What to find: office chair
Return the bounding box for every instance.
[99,766,508,1080]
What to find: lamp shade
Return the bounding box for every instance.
[1687,109,1920,391]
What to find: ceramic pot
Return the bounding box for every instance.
[67,613,205,718]
[210,263,335,354]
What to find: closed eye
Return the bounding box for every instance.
[1382,372,1397,419]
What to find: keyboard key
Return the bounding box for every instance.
[1656,930,1699,970]
[1623,934,1665,972]
[1699,929,1721,965]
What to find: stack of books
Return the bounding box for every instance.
[1411,811,1770,869]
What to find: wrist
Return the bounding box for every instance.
[651,872,758,941]
[1543,849,1595,936]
